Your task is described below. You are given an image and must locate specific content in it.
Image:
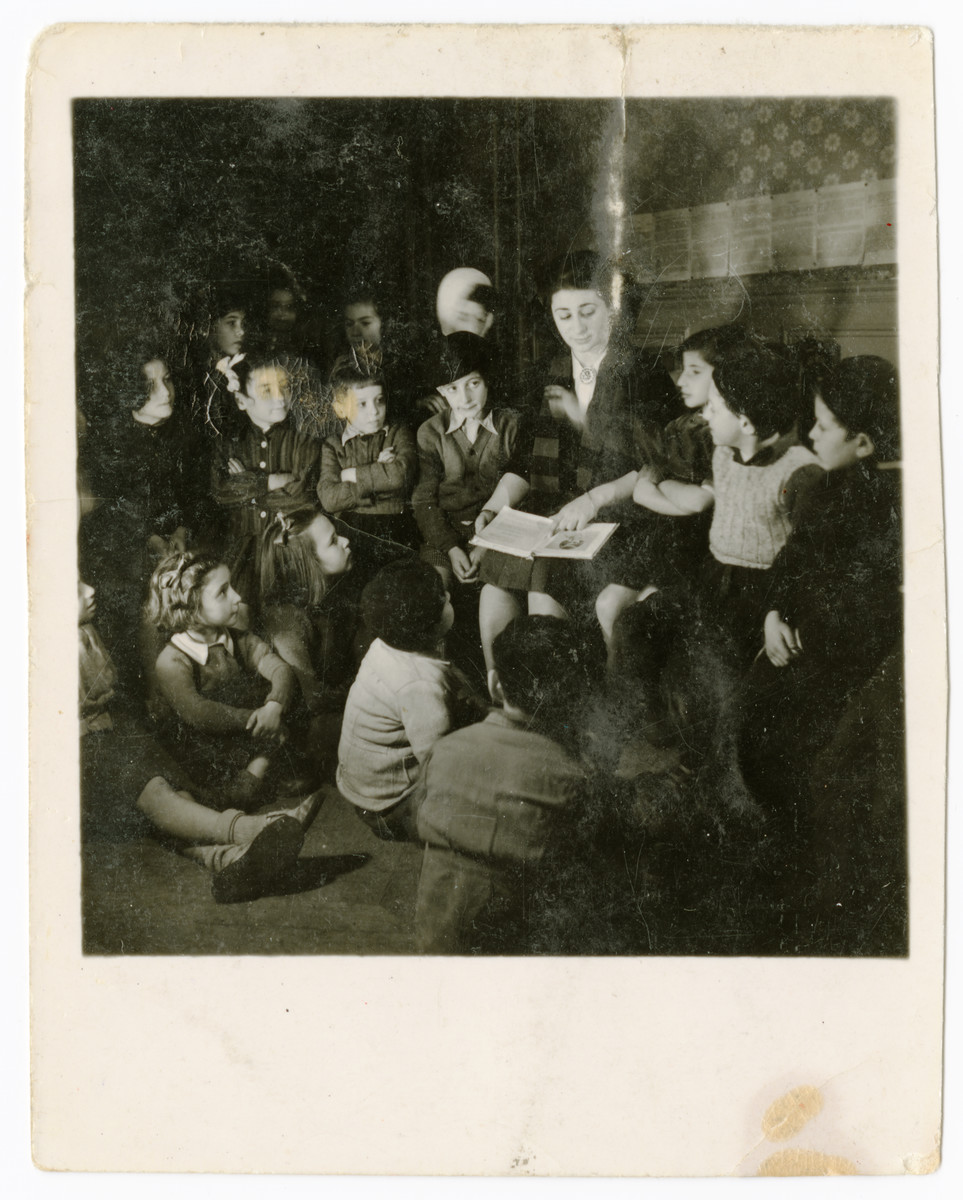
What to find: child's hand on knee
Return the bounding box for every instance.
[448,545,478,583]
[247,699,284,738]
[764,610,801,667]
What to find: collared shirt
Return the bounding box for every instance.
[342,422,381,446]
[445,409,498,445]
[571,349,606,416]
[170,629,234,666]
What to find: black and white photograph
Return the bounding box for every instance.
[73,90,905,958]
[26,20,944,1177]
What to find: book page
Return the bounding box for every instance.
[471,507,555,558]
[536,522,618,560]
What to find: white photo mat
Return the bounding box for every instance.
[26,23,943,1176]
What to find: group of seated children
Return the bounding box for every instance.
[78,253,904,953]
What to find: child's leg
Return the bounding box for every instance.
[478,583,522,675]
[527,591,569,620]
[595,583,645,647]
[430,563,454,590]
[137,777,322,846]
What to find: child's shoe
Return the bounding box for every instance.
[210,815,304,904]
[272,789,325,833]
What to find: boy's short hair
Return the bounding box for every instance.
[361,560,447,652]
[712,342,801,440]
[492,616,591,719]
[819,355,900,463]
[431,331,494,389]
[329,351,386,399]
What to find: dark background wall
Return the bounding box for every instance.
[73,96,897,387]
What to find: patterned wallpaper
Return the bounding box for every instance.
[623,97,896,211]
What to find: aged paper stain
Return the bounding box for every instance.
[757,1148,858,1176]
[760,1083,824,1141]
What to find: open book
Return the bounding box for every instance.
[470,507,618,560]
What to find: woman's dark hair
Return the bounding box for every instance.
[361,561,448,652]
[712,342,802,440]
[818,355,901,462]
[539,250,619,311]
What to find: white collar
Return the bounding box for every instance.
[446,410,497,437]
[342,423,383,445]
[171,630,234,666]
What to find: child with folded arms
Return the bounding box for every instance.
[319,357,418,549]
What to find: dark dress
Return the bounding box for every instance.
[479,341,676,619]
[736,462,904,946]
[78,408,209,692]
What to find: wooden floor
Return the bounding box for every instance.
[82,784,425,956]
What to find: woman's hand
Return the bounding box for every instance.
[552,493,597,532]
[764,610,802,667]
[377,447,396,463]
[448,545,479,583]
[227,457,246,475]
[246,700,284,738]
[474,508,497,535]
[544,384,582,426]
[268,472,295,490]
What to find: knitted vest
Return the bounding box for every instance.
[709,443,820,570]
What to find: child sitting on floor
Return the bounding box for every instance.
[319,356,418,549]
[212,352,322,601]
[146,551,303,811]
[413,615,593,954]
[257,508,358,752]
[336,560,486,842]
[80,579,312,904]
[413,331,530,590]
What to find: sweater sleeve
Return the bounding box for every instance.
[212,441,267,509]
[265,431,321,511]
[783,462,826,519]
[319,437,358,514]
[236,632,297,710]
[154,645,253,733]
[397,676,455,763]
[412,421,462,554]
[352,424,418,501]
